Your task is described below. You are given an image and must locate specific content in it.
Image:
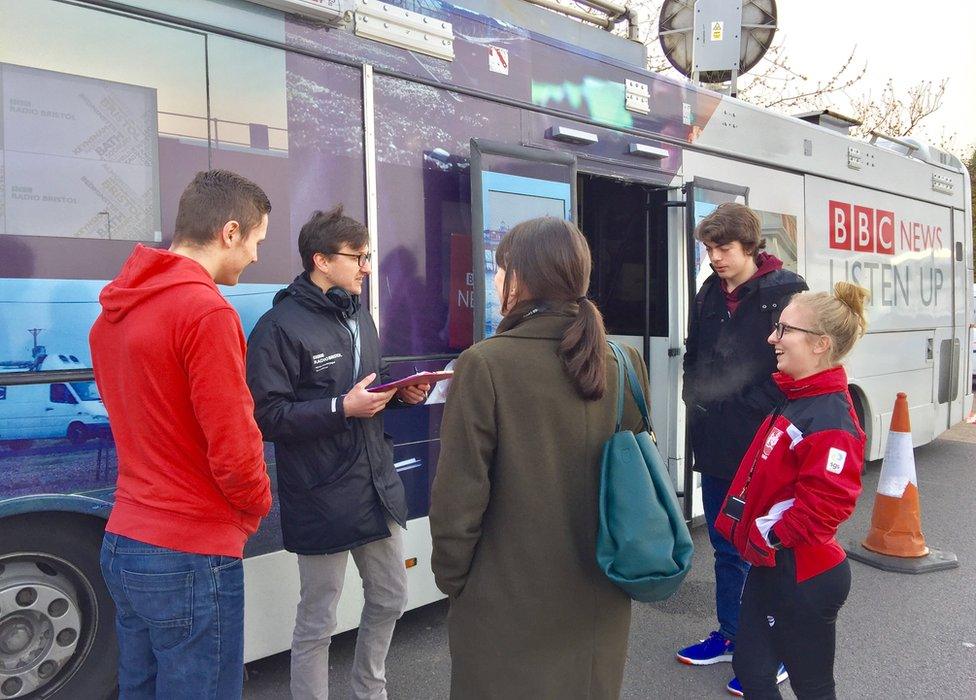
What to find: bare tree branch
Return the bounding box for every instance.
[850,78,948,138]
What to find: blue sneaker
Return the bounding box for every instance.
[676,631,734,665]
[726,664,789,697]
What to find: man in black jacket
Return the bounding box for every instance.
[246,206,428,700]
[676,203,807,696]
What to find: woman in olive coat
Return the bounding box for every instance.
[430,217,650,699]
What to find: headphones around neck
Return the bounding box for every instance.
[325,286,361,319]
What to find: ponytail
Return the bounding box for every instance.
[559,297,607,400]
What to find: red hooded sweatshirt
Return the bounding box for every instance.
[90,245,271,558]
[721,251,783,316]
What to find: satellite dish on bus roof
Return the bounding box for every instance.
[658,0,777,86]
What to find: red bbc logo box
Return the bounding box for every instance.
[829,200,894,255]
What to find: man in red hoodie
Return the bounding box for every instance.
[90,170,273,698]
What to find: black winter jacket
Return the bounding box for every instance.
[683,263,807,479]
[246,273,407,554]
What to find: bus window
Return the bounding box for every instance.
[757,210,799,273]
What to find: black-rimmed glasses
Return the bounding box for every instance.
[772,321,822,340]
[332,252,372,267]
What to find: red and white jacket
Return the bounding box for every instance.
[715,366,864,582]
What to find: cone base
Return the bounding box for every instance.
[845,541,958,574]
[861,536,928,558]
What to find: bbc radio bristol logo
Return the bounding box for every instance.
[828,201,895,254]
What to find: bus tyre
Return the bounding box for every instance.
[66,423,89,447]
[0,517,116,699]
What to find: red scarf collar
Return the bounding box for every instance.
[773,366,849,400]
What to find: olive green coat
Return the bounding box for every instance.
[430,312,650,700]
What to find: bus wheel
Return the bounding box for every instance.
[67,423,89,446]
[0,517,116,699]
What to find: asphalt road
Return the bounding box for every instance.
[242,421,976,699]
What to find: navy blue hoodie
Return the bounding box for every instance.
[246,272,406,554]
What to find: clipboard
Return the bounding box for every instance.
[366,370,454,393]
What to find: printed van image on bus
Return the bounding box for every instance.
[0,380,109,447]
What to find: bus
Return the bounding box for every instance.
[0,0,971,696]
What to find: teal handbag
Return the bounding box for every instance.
[596,342,694,602]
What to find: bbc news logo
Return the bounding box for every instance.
[829,201,894,255]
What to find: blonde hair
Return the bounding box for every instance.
[792,282,869,365]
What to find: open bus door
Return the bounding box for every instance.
[575,172,677,501]
[470,138,684,507]
[680,178,749,522]
[470,139,576,341]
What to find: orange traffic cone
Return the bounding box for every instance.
[846,392,958,574]
[861,393,927,557]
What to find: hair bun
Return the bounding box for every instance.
[833,281,869,336]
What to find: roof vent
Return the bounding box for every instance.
[794,109,861,136]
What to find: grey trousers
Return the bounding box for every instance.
[290,522,408,700]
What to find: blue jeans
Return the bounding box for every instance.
[100,533,245,699]
[701,474,750,642]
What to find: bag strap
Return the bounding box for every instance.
[608,341,651,433]
[610,341,627,432]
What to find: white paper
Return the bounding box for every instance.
[756,498,795,545]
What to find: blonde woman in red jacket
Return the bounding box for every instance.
[715,281,869,699]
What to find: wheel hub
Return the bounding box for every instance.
[0,561,81,698]
[0,617,38,655]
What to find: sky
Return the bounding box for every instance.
[642,0,976,157]
[755,1,976,156]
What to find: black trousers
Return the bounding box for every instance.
[733,550,851,699]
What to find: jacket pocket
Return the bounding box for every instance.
[306,428,360,488]
[310,457,356,489]
[744,521,777,568]
[121,569,194,651]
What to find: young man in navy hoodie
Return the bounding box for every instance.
[677,203,808,697]
[90,170,273,698]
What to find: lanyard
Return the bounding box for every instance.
[735,401,788,499]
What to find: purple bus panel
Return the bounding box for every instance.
[284,2,722,146]
[0,4,457,558]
